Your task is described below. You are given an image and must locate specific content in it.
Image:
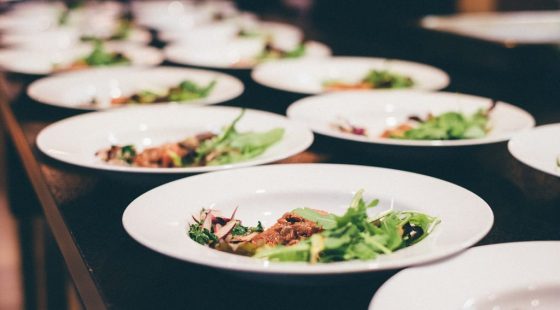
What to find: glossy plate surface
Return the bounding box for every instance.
[123,164,493,274]
[28,67,244,110]
[370,242,560,309]
[287,91,535,147]
[36,106,313,174]
[508,123,560,177]
[252,56,450,94]
[0,42,163,75]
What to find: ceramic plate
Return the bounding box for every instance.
[252,56,450,94]
[287,91,535,147]
[36,106,313,174]
[164,40,331,69]
[370,241,560,309]
[422,11,560,45]
[508,123,560,177]
[0,42,163,75]
[28,66,244,110]
[122,163,493,274]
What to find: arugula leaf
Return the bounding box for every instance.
[395,109,490,140]
[254,190,439,264]
[292,208,337,229]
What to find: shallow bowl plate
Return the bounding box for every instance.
[28,66,244,110]
[508,123,560,177]
[122,163,493,274]
[370,241,560,309]
[287,90,534,147]
[252,56,450,94]
[36,106,314,174]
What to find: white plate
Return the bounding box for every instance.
[0,28,151,49]
[422,11,560,45]
[287,91,535,147]
[0,42,163,75]
[122,163,493,274]
[252,56,450,94]
[28,67,244,110]
[36,106,313,174]
[508,123,560,177]
[370,241,560,309]
[164,40,331,69]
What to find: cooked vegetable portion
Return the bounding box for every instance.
[96,110,284,168]
[323,69,414,91]
[188,190,439,264]
[105,80,216,106]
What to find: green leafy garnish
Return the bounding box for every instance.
[125,80,216,105]
[188,223,219,246]
[362,70,414,89]
[194,110,285,166]
[254,190,439,263]
[393,109,490,140]
[258,43,307,60]
[83,41,130,67]
[232,221,264,236]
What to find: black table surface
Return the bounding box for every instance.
[1,11,560,310]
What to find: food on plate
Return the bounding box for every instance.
[332,102,495,140]
[188,190,440,263]
[382,104,494,140]
[323,70,414,91]
[54,41,130,72]
[233,42,307,67]
[92,79,216,106]
[81,20,133,42]
[95,110,284,168]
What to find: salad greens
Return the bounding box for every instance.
[254,190,439,263]
[390,109,491,140]
[362,70,414,89]
[83,41,130,67]
[258,43,306,60]
[119,80,217,105]
[195,110,284,166]
[98,110,285,168]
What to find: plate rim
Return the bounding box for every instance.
[27,66,245,111]
[251,56,451,94]
[163,40,332,70]
[122,163,494,274]
[286,90,536,147]
[369,241,560,309]
[35,105,314,174]
[508,123,560,177]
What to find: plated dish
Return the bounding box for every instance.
[164,40,331,69]
[508,123,560,177]
[370,241,560,309]
[287,91,535,147]
[0,41,163,75]
[122,164,493,274]
[28,66,244,110]
[36,106,313,174]
[421,11,560,45]
[96,110,283,168]
[252,57,450,94]
[189,189,439,263]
